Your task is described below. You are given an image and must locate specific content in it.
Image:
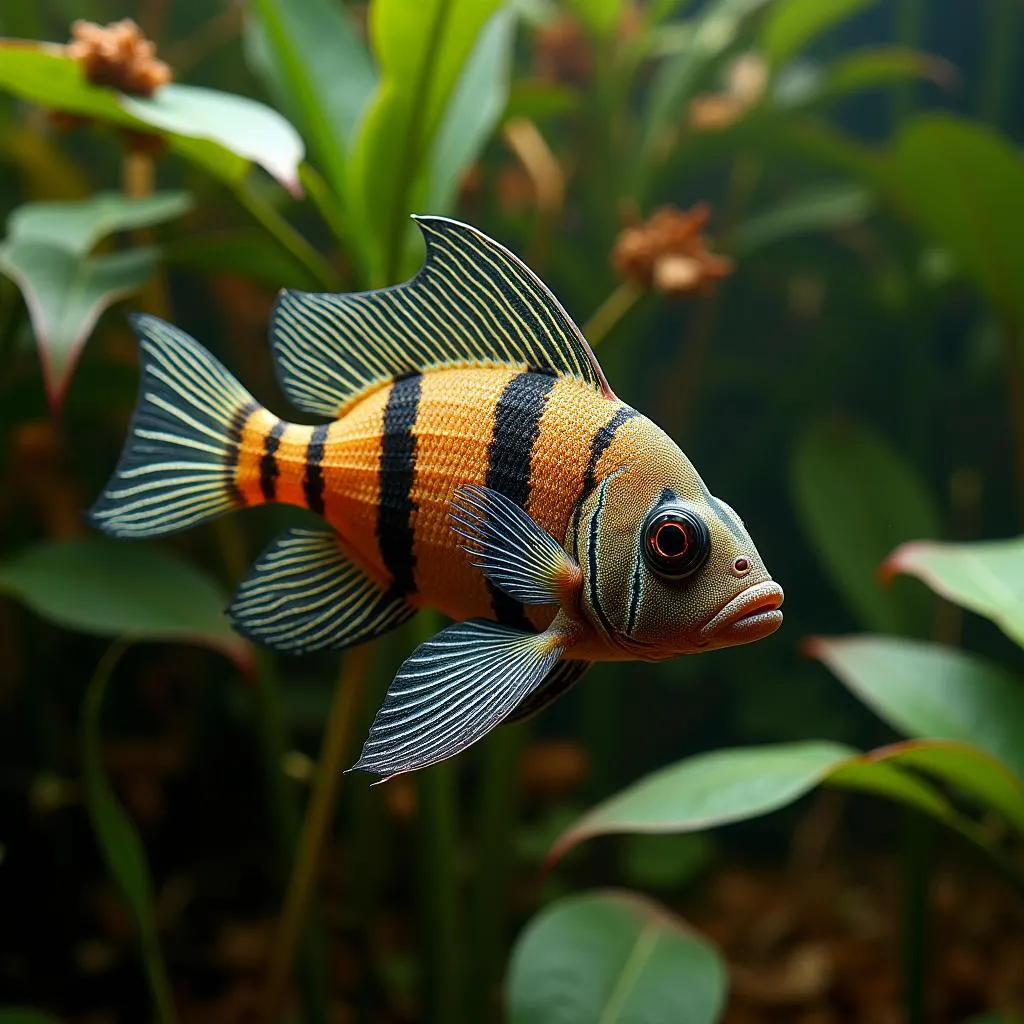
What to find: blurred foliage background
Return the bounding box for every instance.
[2,1,1024,1022]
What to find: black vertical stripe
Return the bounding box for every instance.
[485,371,558,628]
[378,372,422,596]
[587,478,617,638]
[226,399,259,505]
[259,420,286,502]
[303,423,329,514]
[584,406,639,492]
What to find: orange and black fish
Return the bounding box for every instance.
[89,216,783,778]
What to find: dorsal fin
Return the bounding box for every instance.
[270,215,614,418]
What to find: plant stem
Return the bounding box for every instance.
[266,644,375,1022]
[900,810,931,1024]
[980,0,1018,126]
[233,179,339,292]
[418,759,462,1023]
[382,0,453,286]
[892,0,925,128]
[583,282,643,349]
[470,726,525,1022]
[250,650,331,1024]
[1002,324,1024,529]
[122,147,171,319]
[83,642,178,1024]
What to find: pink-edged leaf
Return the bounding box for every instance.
[883,537,1024,649]
[807,634,1024,784]
[0,241,155,412]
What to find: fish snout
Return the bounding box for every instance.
[697,580,784,647]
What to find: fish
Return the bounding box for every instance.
[88,215,783,778]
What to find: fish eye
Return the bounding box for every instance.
[642,507,710,579]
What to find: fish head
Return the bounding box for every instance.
[570,418,783,657]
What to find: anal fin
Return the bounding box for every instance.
[227,527,414,655]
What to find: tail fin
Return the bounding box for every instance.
[88,313,259,539]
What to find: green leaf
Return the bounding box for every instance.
[549,741,966,865]
[349,0,504,283]
[884,537,1024,649]
[565,0,623,37]
[733,181,871,256]
[641,0,774,173]
[551,741,855,862]
[0,241,156,408]
[503,81,581,123]
[791,418,941,635]
[0,540,251,669]
[823,47,956,101]
[506,891,726,1024]
[0,1012,62,1024]
[425,8,516,213]
[891,113,1024,326]
[0,44,304,194]
[162,229,320,291]
[7,190,192,256]
[81,645,176,1024]
[244,0,375,199]
[859,739,1024,834]
[761,0,876,67]
[808,635,1024,785]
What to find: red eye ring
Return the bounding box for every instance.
[642,507,711,579]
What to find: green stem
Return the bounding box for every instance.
[299,162,362,282]
[980,0,1018,125]
[900,810,931,1024]
[233,180,339,292]
[382,0,454,285]
[418,759,461,1023]
[892,0,925,128]
[250,650,331,1024]
[470,726,526,1022]
[583,282,643,350]
[83,642,177,1024]
[265,645,374,1022]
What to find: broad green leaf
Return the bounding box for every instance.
[791,418,941,635]
[81,646,175,1024]
[7,191,192,256]
[0,1013,62,1024]
[808,635,1024,784]
[551,742,854,862]
[503,81,581,123]
[550,741,962,864]
[733,181,871,256]
[0,241,156,407]
[0,44,304,194]
[244,0,375,198]
[162,229,321,291]
[566,0,623,37]
[0,540,251,669]
[349,0,503,283]
[891,113,1024,326]
[425,8,516,213]
[761,0,876,67]
[506,891,726,1024]
[860,739,1024,834]
[823,47,956,101]
[884,537,1024,649]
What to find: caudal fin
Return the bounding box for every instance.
[89,313,260,539]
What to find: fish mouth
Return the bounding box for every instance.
[698,581,784,647]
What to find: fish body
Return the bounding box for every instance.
[90,216,783,777]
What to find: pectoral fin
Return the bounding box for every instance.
[450,484,581,605]
[351,619,564,778]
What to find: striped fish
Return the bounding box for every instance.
[89,216,783,778]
